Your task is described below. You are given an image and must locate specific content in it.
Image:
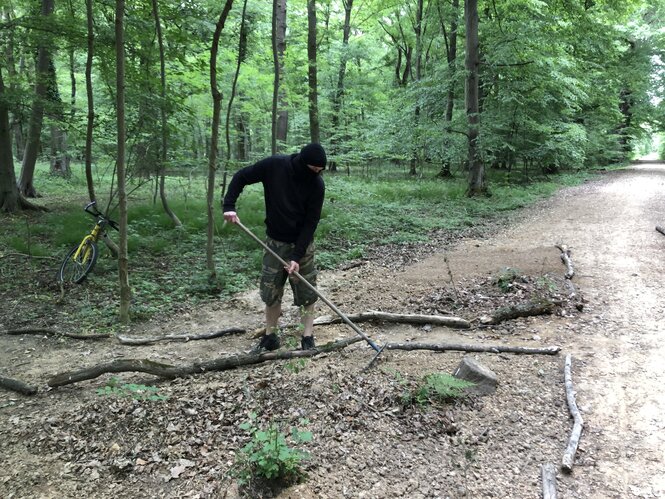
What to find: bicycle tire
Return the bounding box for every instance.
[58,240,99,284]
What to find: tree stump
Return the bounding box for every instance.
[453,356,498,395]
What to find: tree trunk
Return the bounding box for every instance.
[274,0,288,148]
[115,0,131,324]
[49,125,71,177]
[3,6,25,161]
[226,0,248,162]
[151,0,182,228]
[271,0,279,155]
[207,0,235,278]
[19,0,55,198]
[307,0,320,144]
[437,0,459,178]
[464,0,485,196]
[0,67,21,212]
[329,0,353,172]
[410,0,424,176]
[84,0,96,202]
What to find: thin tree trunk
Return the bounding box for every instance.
[4,6,24,160]
[307,0,320,143]
[151,0,182,228]
[0,67,20,212]
[274,0,287,148]
[116,0,131,324]
[84,0,96,202]
[207,0,236,278]
[410,0,424,176]
[0,68,45,212]
[225,0,248,162]
[329,0,353,172]
[271,0,279,155]
[49,124,71,177]
[464,0,485,195]
[19,0,55,198]
[437,0,459,178]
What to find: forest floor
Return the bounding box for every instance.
[1,163,664,498]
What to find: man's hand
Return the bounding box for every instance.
[223,211,239,224]
[285,260,300,275]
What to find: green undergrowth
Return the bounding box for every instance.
[0,161,595,333]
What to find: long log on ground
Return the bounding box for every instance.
[0,376,38,395]
[656,226,665,237]
[385,342,560,355]
[541,463,558,499]
[116,327,246,346]
[2,328,111,340]
[562,354,584,472]
[48,336,363,388]
[314,311,471,329]
[481,300,555,325]
[555,244,574,279]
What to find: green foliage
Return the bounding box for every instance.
[401,373,475,407]
[235,413,312,485]
[284,358,309,374]
[493,268,523,292]
[96,377,168,401]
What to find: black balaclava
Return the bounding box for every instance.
[293,143,327,177]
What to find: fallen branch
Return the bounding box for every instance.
[480,299,555,325]
[562,354,584,472]
[116,327,246,346]
[541,463,558,499]
[0,376,38,395]
[385,342,560,355]
[656,226,665,237]
[0,252,56,260]
[48,336,363,388]
[314,310,471,329]
[2,328,110,340]
[555,244,574,279]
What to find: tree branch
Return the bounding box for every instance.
[562,354,584,472]
[116,327,246,346]
[0,376,38,395]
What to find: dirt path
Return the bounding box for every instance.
[1,164,664,498]
[431,163,665,498]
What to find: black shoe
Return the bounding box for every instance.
[301,336,316,350]
[252,332,280,353]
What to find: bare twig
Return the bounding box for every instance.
[0,253,56,260]
[656,226,665,237]
[555,244,574,279]
[562,354,584,472]
[116,327,246,345]
[385,342,560,355]
[2,328,110,340]
[541,462,558,498]
[314,310,470,329]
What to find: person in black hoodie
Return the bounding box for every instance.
[223,143,326,351]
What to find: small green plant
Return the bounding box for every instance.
[401,373,474,407]
[96,377,168,401]
[236,413,312,485]
[284,358,309,374]
[536,275,557,293]
[493,267,522,292]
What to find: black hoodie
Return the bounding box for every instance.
[223,153,325,262]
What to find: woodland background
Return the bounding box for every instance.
[0,0,664,326]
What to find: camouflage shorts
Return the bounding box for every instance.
[260,237,318,307]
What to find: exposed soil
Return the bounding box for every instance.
[1,164,664,498]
